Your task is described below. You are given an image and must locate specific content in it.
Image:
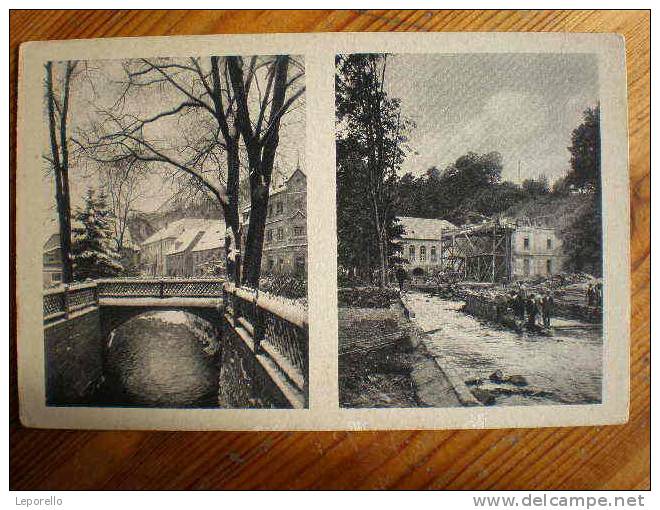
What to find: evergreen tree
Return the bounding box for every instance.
[562,106,602,275]
[566,105,601,192]
[71,189,123,280]
[336,54,411,286]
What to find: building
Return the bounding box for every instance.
[396,216,456,276]
[438,218,568,282]
[43,233,63,287]
[243,166,307,276]
[165,228,206,277]
[510,224,567,278]
[140,218,224,277]
[190,225,226,276]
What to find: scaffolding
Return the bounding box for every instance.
[439,218,516,282]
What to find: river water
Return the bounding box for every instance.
[405,292,603,406]
[100,310,221,408]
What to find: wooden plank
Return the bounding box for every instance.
[10,9,649,490]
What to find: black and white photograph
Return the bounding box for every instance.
[336,52,605,408]
[40,54,309,409]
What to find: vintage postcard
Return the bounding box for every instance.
[16,32,629,430]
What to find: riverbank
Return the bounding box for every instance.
[338,295,476,408]
[338,303,420,407]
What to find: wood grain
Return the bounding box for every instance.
[9,9,649,490]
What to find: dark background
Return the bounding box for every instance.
[10,9,650,490]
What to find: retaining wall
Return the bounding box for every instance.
[44,307,104,405]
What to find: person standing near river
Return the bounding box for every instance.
[541,292,554,328]
[510,291,526,326]
[395,266,407,293]
[526,294,539,327]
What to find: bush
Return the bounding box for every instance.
[337,270,371,288]
[259,272,307,300]
[337,286,399,308]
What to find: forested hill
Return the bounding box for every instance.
[501,192,593,229]
[393,151,566,227]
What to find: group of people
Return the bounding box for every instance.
[507,287,555,329]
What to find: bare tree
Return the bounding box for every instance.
[76,55,304,287]
[44,60,78,283]
[96,159,147,252]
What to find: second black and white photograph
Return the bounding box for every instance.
[336,52,604,408]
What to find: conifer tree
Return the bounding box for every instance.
[71,189,123,280]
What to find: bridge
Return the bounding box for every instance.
[43,278,309,409]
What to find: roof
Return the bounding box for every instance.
[397,216,456,241]
[43,232,60,252]
[167,228,205,255]
[192,225,226,252]
[141,218,208,246]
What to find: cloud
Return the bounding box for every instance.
[388,53,598,184]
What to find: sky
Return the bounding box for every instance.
[42,56,306,233]
[384,53,599,184]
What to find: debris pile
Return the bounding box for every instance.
[451,272,603,325]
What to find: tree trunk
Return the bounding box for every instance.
[223,138,242,286]
[45,62,74,283]
[243,181,269,288]
[232,55,289,289]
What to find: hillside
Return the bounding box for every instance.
[502,192,593,229]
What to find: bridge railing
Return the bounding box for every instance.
[43,282,99,323]
[96,278,224,298]
[223,282,309,406]
[44,278,225,323]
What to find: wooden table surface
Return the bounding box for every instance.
[9,10,650,490]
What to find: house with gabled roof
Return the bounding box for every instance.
[43,232,63,287]
[396,216,456,276]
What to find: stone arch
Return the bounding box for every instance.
[100,305,221,339]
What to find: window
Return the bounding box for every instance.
[266,229,273,242]
[293,226,305,237]
[268,204,273,217]
[523,258,531,276]
[430,246,437,262]
[409,245,415,261]
[546,259,552,274]
[420,246,426,262]
[523,237,530,250]
[547,238,552,249]
[277,201,284,214]
[277,227,284,241]
[268,258,275,270]
[51,273,61,282]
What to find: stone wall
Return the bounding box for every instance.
[44,308,104,405]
